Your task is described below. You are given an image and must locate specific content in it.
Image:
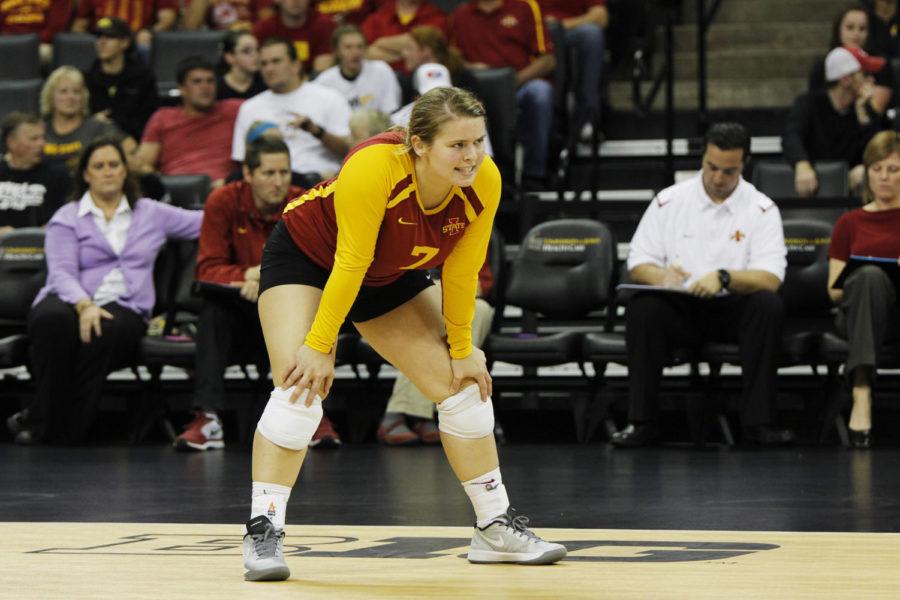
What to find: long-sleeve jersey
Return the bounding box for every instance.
[282,130,501,359]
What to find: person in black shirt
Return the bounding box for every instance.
[0,112,73,235]
[784,46,886,198]
[83,17,158,140]
[808,6,894,115]
[217,31,267,101]
[863,0,900,58]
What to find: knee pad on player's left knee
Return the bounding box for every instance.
[437,385,494,439]
[256,387,323,450]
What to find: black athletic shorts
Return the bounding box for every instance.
[259,221,434,323]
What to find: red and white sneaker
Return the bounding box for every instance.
[174,411,224,451]
[309,415,341,449]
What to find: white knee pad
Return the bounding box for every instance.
[437,385,494,439]
[257,387,323,450]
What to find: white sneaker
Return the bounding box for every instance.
[468,509,567,565]
[243,516,290,581]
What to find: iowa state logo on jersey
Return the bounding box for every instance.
[442,217,466,236]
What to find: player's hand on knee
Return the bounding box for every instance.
[450,347,492,401]
[284,343,335,405]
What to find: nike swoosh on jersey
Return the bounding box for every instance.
[398,217,416,226]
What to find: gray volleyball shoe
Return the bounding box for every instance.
[243,516,290,581]
[467,509,567,565]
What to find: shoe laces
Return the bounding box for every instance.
[251,526,284,558]
[497,510,542,543]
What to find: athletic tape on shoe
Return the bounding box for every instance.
[257,386,323,450]
[437,386,494,439]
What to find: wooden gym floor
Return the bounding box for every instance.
[2,444,899,598]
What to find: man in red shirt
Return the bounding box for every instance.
[0,0,71,61]
[136,56,242,187]
[72,0,177,59]
[540,0,606,138]
[176,137,304,451]
[450,0,556,188]
[253,0,335,74]
[362,0,445,69]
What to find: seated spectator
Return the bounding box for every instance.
[180,138,314,450]
[450,0,556,189]
[314,24,402,114]
[83,17,158,141]
[864,0,900,58]
[377,271,494,445]
[183,0,275,31]
[362,0,446,69]
[540,0,607,137]
[0,112,73,236]
[0,0,72,64]
[809,6,893,115]
[253,0,335,74]
[610,122,795,448]
[826,130,900,449]
[41,66,137,175]
[401,24,474,100]
[784,46,886,198]
[232,37,351,182]
[348,108,391,145]
[314,0,375,26]
[72,0,176,60]
[217,31,267,100]
[7,137,202,445]
[136,56,242,187]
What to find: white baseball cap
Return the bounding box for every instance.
[825,46,885,82]
[413,63,452,95]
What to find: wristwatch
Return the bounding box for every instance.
[717,269,731,290]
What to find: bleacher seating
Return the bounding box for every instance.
[52,33,97,72]
[0,34,40,80]
[752,161,849,199]
[468,67,518,180]
[151,31,226,97]
[0,79,42,120]
[487,219,616,440]
[0,228,46,371]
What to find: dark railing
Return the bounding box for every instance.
[631,1,725,183]
[696,0,724,135]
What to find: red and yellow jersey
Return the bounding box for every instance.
[282,130,501,359]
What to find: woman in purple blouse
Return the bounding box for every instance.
[10,137,203,444]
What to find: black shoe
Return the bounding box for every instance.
[848,428,872,449]
[610,423,660,448]
[742,425,795,446]
[14,429,35,445]
[6,409,27,435]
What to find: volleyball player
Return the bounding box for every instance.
[242,86,567,581]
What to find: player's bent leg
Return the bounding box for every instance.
[243,284,323,582]
[353,287,566,565]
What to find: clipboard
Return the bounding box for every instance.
[615,283,691,294]
[832,255,900,289]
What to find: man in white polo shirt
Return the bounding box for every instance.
[612,122,795,448]
[231,36,352,182]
